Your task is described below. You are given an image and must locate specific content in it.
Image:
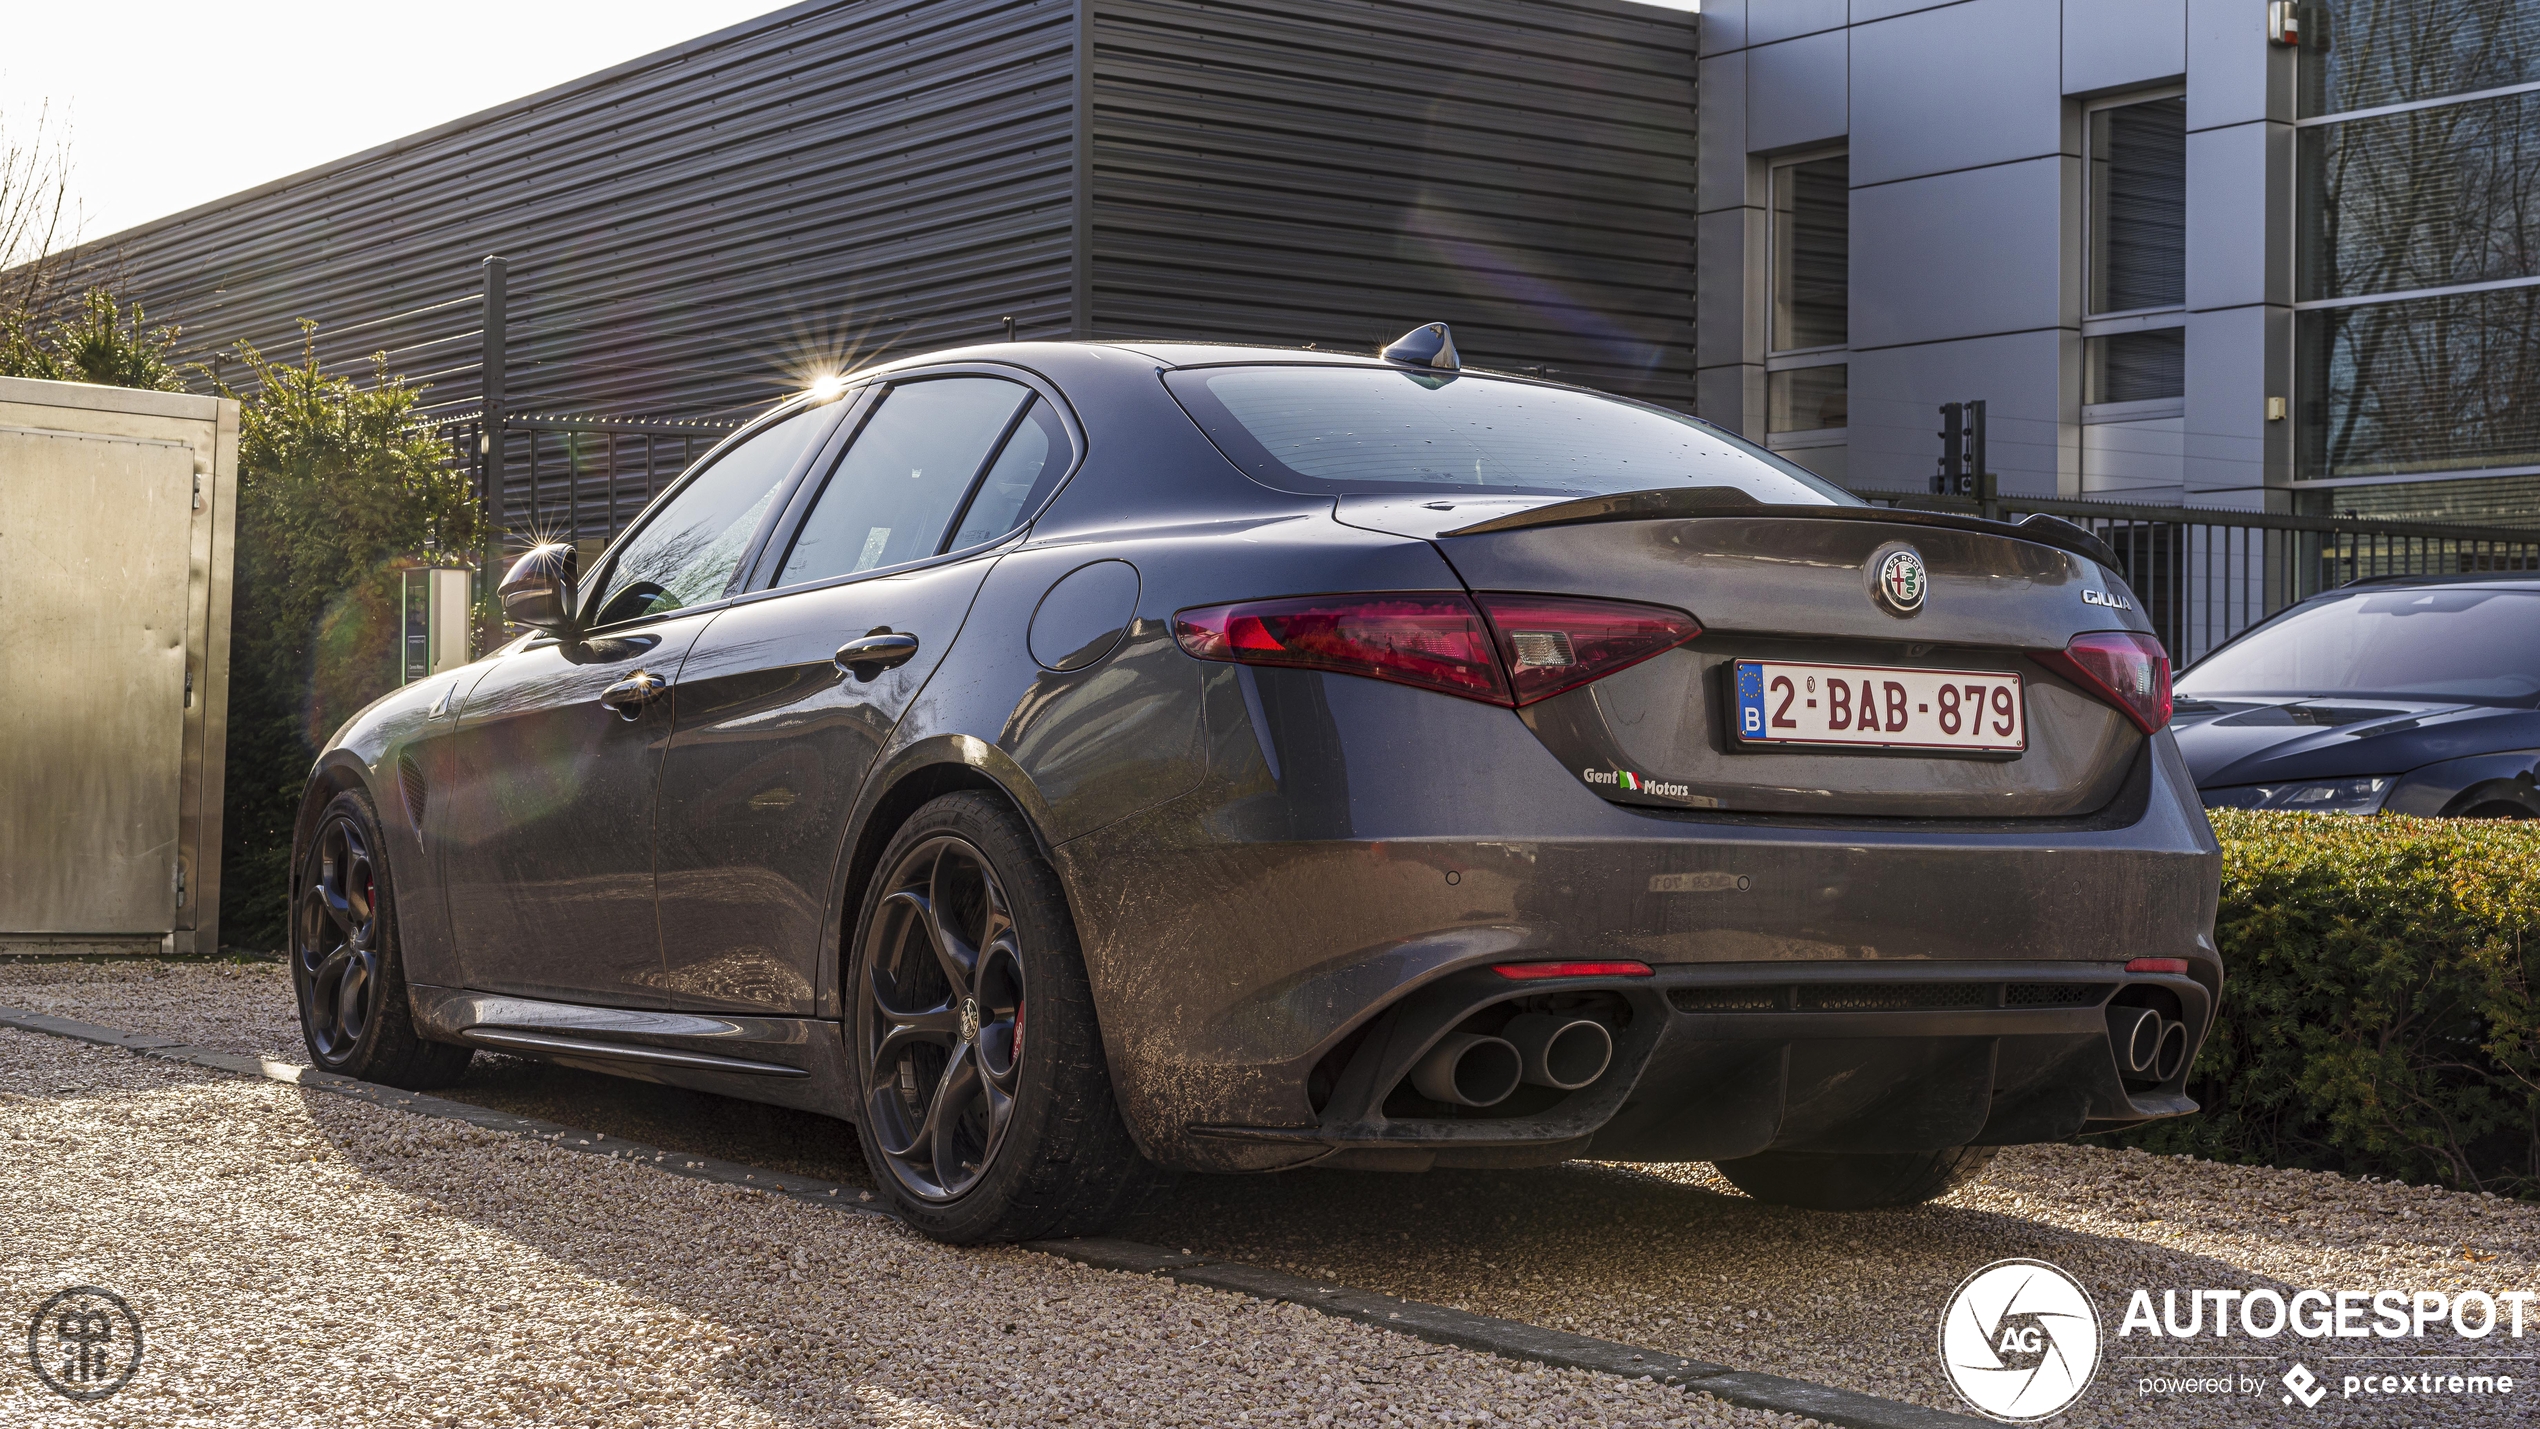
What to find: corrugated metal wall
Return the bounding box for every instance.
[46,0,1694,441]
[49,0,1080,426]
[1086,0,1697,408]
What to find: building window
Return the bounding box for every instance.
[2300,0,2540,117]
[1765,152,1847,473]
[2082,92,2187,422]
[2087,329,2186,406]
[2086,96,2186,316]
[2299,287,2540,478]
[2296,2,2540,480]
[1769,155,1848,353]
[1768,364,1848,434]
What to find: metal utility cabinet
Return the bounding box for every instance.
[0,376,237,954]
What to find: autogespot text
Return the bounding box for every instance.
[2118,1287,2534,1340]
[2122,1287,2525,1408]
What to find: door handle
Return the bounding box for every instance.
[598,669,669,721]
[834,630,920,680]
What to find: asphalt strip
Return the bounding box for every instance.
[0,1002,1985,1429]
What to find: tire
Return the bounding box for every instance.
[292,788,474,1090]
[849,791,1171,1243]
[1714,1145,1999,1210]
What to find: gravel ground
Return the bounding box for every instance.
[0,1019,1806,1428]
[9,959,2538,1427]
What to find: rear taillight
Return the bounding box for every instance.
[1173,594,1509,702]
[2032,631,2172,734]
[1175,592,1698,708]
[1473,594,1702,706]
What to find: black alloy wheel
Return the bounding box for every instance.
[850,792,1170,1242]
[299,808,383,1062]
[860,834,1028,1201]
[290,789,473,1089]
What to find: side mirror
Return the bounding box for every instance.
[499,542,580,635]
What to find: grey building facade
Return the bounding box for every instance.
[1696,0,2540,525]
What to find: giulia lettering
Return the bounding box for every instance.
[2081,589,2131,610]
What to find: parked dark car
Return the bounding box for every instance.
[292,327,2220,1242]
[2172,576,2540,818]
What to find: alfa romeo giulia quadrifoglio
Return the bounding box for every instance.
[292,325,2218,1242]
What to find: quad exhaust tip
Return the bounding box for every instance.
[1503,1014,1614,1091]
[2109,1005,2191,1082]
[1409,1032,1524,1107]
[1409,1017,1614,1108]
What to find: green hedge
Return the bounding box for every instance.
[2106,811,2540,1196]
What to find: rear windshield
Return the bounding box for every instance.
[2179,587,2540,703]
[1166,365,1854,504]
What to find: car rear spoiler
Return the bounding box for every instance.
[1438,487,2122,569]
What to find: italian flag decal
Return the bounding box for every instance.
[1617,771,1642,791]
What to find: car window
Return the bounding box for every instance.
[946,398,1071,550]
[591,403,833,626]
[776,377,1034,587]
[2179,587,2540,702]
[1165,365,1854,504]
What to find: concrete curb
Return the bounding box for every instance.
[0,1003,1989,1429]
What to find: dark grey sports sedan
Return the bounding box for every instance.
[293,327,2219,1242]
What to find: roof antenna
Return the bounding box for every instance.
[1381,323,1460,371]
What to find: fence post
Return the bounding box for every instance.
[1970,399,2000,522]
[479,256,509,646]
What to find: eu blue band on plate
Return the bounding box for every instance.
[1734,661,1767,738]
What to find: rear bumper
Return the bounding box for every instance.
[1189,960,2208,1173]
[1052,668,2221,1173]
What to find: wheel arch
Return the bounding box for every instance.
[291,753,383,909]
[827,735,1070,1023]
[2442,782,2540,818]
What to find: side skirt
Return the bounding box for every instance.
[407,985,858,1120]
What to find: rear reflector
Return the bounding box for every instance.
[2125,958,2191,975]
[1474,593,1701,706]
[1492,960,1654,980]
[2032,631,2173,734]
[1174,593,1509,703]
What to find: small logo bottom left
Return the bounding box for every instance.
[26,1286,143,1403]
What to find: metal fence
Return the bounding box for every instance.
[431,411,737,564]
[1849,486,2540,666]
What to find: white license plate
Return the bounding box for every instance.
[1732,661,2025,752]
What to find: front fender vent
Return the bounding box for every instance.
[397,753,428,830]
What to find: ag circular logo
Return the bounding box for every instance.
[1874,546,1928,615]
[1939,1259,2099,1422]
[26,1286,143,1402]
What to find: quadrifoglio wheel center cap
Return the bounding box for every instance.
[959,996,981,1043]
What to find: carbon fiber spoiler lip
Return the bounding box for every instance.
[1437,487,2120,569]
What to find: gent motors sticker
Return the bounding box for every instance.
[1940,1259,2102,1422]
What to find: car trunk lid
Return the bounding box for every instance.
[1339,495,2157,819]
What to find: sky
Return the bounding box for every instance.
[3,0,1701,253]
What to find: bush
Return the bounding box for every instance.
[0,289,187,390]
[2108,811,2540,1196]
[219,327,483,950]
